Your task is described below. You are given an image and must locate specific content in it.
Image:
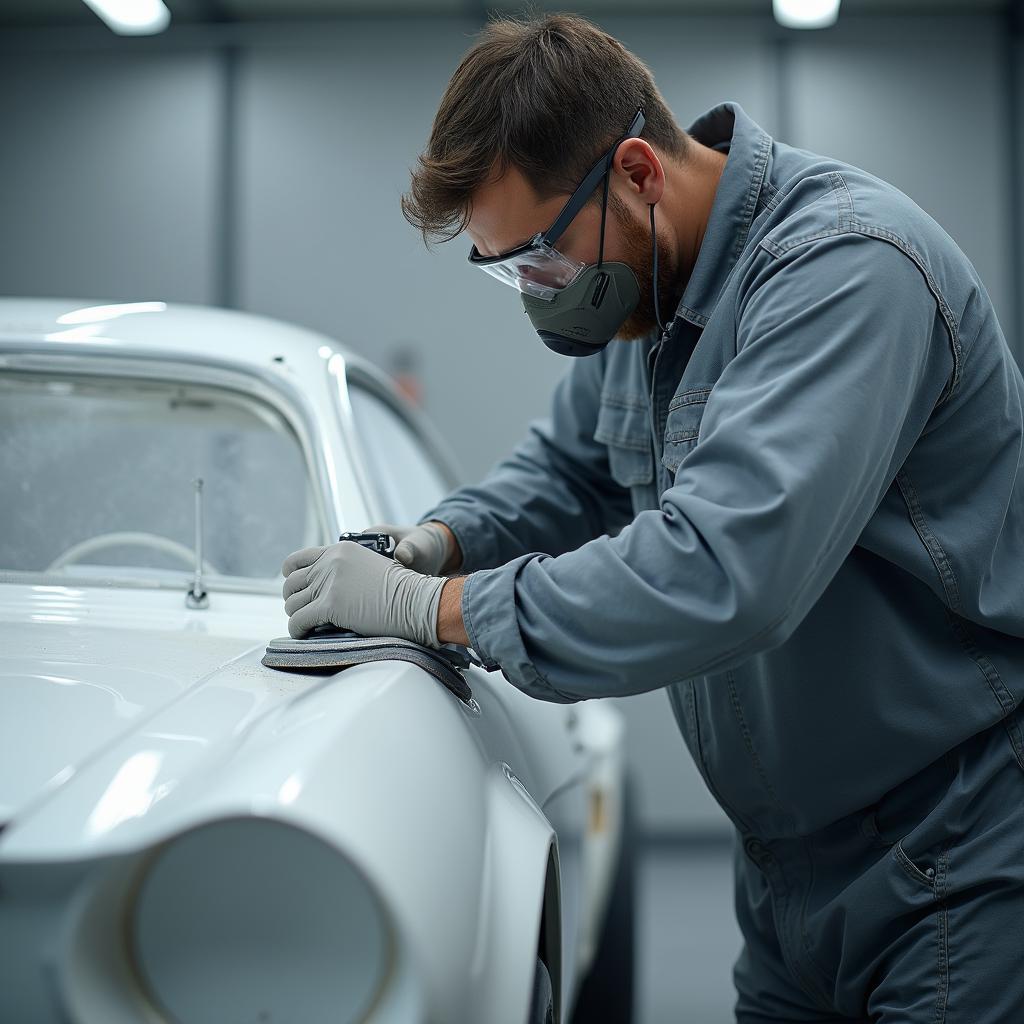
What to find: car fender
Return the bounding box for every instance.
[465,761,561,1024]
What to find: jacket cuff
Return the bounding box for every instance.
[460,555,578,704]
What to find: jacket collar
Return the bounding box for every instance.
[672,102,772,328]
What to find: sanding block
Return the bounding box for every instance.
[262,630,474,704]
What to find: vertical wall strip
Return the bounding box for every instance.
[216,42,239,309]
[773,31,793,145]
[1005,1,1023,360]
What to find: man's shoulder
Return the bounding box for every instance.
[760,145,962,274]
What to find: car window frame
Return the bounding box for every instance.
[0,352,333,592]
[341,363,460,525]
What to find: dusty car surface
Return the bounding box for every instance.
[0,298,633,1024]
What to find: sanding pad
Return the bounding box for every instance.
[262,631,473,704]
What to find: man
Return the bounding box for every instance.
[281,13,1024,1022]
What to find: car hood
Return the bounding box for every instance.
[0,580,563,866]
[0,581,288,829]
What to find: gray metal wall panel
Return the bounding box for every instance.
[0,51,220,304]
[786,15,1014,353]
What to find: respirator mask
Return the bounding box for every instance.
[468,106,666,357]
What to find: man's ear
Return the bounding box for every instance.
[613,138,665,205]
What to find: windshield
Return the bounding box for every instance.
[0,371,324,583]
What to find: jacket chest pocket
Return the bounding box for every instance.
[661,387,711,476]
[593,394,653,488]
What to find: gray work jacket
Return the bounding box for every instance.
[419,102,1024,839]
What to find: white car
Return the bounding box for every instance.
[0,299,635,1024]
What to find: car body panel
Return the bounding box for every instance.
[0,298,625,1024]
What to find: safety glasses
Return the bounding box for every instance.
[468,107,646,300]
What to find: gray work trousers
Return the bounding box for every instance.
[732,714,1024,1022]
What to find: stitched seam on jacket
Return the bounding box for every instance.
[460,572,498,670]
[932,844,951,1024]
[760,179,781,212]
[795,834,838,995]
[757,171,842,247]
[726,672,788,815]
[664,429,700,444]
[933,902,949,1024]
[763,856,835,1013]
[892,840,930,886]
[668,388,713,411]
[946,607,1019,719]
[848,221,962,404]
[593,429,650,452]
[897,469,1019,724]
[508,561,581,702]
[686,681,755,833]
[895,469,962,611]
[598,392,648,411]
[1002,709,1024,773]
[761,227,845,257]
[758,218,962,406]
[730,131,771,263]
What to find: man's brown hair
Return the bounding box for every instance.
[402,12,689,244]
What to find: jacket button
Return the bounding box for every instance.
[924,866,936,880]
[744,837,764,857]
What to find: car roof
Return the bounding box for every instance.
[0,297,462,499]
[0,297,354,376]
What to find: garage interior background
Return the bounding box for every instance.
[2,0,1022,850]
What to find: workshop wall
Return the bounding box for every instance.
[0,49,221,305]
[783,16,1013,333]
[0,10,1018,837]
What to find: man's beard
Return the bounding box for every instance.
[608,193,679,342]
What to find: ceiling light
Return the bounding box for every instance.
[773,0,841,29]
[81,0,171,35]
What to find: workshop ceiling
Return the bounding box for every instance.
[0,0,1011,28]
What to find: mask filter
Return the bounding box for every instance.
[521,261,641,358]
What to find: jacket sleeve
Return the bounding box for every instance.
[416,346,634,571]
[460,233,956,702]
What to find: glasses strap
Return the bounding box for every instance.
[545,107,645,248]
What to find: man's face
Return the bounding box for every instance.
[467,164,676,341]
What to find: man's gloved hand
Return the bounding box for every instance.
[362,521,461,576]
[281,540,445,645]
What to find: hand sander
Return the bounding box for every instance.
[262,532,474,704]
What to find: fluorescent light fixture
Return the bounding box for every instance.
[81,0,171,36]
[773,0,841,29]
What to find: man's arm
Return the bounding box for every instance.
[438,575,470,645]
[418,347,633,573]
[454,233,956,701]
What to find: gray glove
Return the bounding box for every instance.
[363,521,459,576]
[281,540,445,645]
